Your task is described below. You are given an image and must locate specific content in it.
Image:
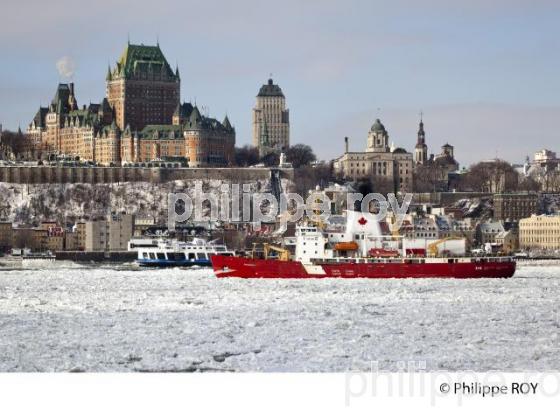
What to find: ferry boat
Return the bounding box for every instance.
[210,211,516,279]
[135,238,234,268]
[1,249,57,269]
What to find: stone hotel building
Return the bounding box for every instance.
[28,43,235,167]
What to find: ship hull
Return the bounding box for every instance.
[210,255,516,279]
[137,258,211,268]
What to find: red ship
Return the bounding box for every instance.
[211,211,516,279]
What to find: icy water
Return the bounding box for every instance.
[0,262,558,372]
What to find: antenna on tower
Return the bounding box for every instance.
[420,110,423,122]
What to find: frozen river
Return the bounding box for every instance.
[0,262,558,372]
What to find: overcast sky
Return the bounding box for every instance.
[1,0,559,166]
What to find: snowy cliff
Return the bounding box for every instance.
[0,177,289,225]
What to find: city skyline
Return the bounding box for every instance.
[1,0,560,166]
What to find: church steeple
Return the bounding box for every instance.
[414,113,428,165]
[417,121,425,143]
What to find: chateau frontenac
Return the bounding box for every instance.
[27,43,235,167]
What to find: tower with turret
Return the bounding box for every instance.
[252,78,290,156]
[106,42,180,131]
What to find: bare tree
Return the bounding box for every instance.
[260,151,280,167]
[292,163,335,197]
[285,144,316,168]
[413,164,441,192]
[234,145,260,167]
[0,129,37,160]
[460,160,518,193]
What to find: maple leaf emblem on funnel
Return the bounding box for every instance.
[358,217,368,225]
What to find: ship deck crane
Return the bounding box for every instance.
[263,243,291,261]
[427,236,463,257]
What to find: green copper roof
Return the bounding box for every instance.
[111,43,176,80]
[173,102,194,118]
[32,107,49,128]
[370,118,386,133]
[138,124,183,140]
[222,115,233,130]
[257,78,284,97]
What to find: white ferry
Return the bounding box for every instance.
[1,249,57,269]
[132,238,234,268]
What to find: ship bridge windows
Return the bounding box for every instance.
[188,253,196,260]
[157,253,166,260]
[173,253,186,261]
[196,253,206,260]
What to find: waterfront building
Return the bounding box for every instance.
[84,220,108,252]
[493,192,538,222]
[40,222,64,252]
[476,221,505,245]
[495,230,519,253]
[0,221,13,252]
[411,216,439,239]
[252,78,290,156]
[133,216,157,237]
[107,214,135,251]
[12,227,34,250]
[519,214,560,250]
[76,222,86,251]
[84,214,134,252]
[64,230,79,251]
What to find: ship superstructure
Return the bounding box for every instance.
[211,211,515,279]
